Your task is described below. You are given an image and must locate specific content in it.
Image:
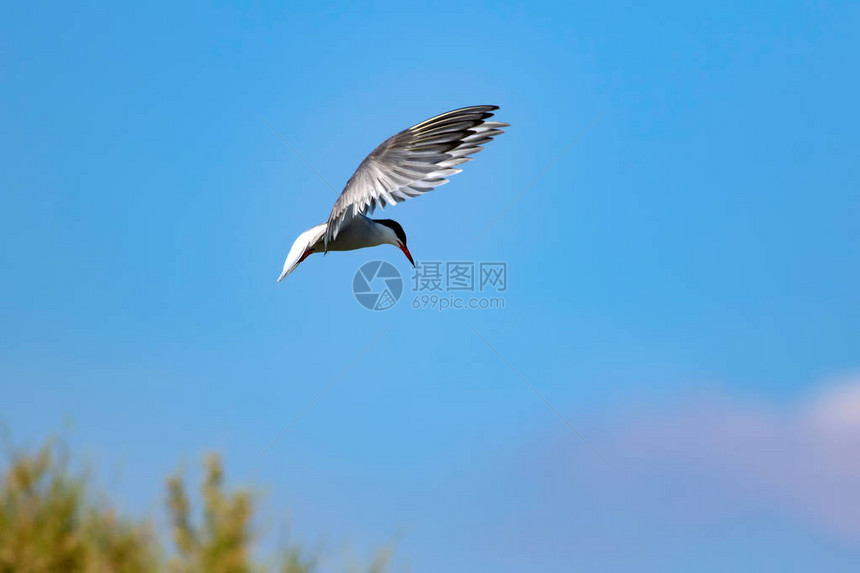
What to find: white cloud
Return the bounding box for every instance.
[810,378,860,435]
[609,374,860,540]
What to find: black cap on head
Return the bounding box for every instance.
[374,219,407,245]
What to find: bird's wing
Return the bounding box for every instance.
[278,222,327,282]
[323,105,507,249]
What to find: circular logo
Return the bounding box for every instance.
[352,260,403,311]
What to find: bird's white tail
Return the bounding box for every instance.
[278,223,327,282]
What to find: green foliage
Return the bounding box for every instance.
[166,454,254,573]
[0,439,390,573]
[0,440,157,573]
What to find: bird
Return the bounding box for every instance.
[277,105,508,282]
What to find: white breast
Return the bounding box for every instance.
[316,216,392,252]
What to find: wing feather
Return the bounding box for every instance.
[323,105,507,249]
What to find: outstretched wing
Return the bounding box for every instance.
[324,105,508,249]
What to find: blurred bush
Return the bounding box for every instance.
[0,439,390,573]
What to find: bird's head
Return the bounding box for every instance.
[374,219,415,267]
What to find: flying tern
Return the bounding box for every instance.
[278,105,508,282]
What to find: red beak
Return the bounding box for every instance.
[398,243,415,267]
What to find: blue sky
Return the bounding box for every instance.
[2,1,859,570]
